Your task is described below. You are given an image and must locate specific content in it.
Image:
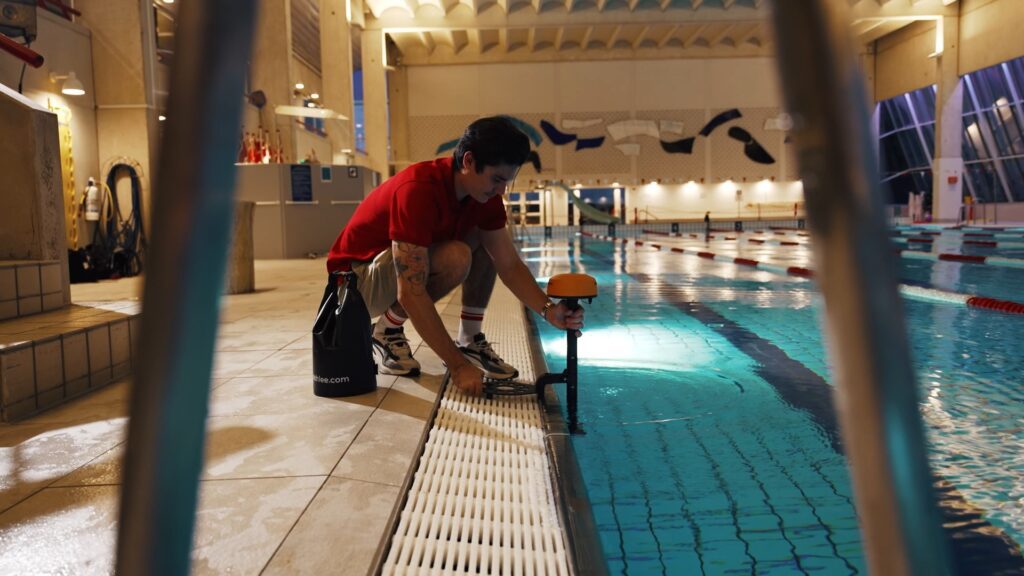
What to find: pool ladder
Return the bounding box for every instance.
[533,273,598,435]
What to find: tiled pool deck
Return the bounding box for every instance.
[0,259,565,575]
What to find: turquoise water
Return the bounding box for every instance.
[528,235,1024,575]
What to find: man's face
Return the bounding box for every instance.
[462,154,519,204]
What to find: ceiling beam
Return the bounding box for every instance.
[708,23,734,48]
[732,23,760,47]
[366,5,764,29]
[419,30,436,54]
[632,25,650,49]
[657,24,679,48]
[580,25,594,49]
[554,27,565,51]
[682,23,707,48]
[607,24,623,49]
[395,40,771,65]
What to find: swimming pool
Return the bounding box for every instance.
[526,230,1024,575]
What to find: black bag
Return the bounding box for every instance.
[312,271,377,397]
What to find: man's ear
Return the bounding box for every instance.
[461,151,475,173]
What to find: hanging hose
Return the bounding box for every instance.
[91,160,147,278]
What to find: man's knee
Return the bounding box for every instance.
[430,241,472,283]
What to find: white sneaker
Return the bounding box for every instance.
[457,333,518,380]
[372,327,420,376]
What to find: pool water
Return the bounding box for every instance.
[528,233,1024,575]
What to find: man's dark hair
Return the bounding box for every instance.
[453,116,531,172]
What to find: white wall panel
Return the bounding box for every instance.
[556,60,635,112]
[408,65,481,116]
[634,60,709,110]
[708,58,781,109]
[478,63,557,114]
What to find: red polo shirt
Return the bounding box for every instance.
[327,157,507,271]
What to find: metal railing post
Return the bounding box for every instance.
[114,1,259,574]
[767,2,953,575]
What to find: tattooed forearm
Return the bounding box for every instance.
[393,241,428,296]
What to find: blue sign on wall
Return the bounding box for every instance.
[290,165,313,202]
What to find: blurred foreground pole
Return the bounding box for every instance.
[767,2,953,575]
[115,0,259,574]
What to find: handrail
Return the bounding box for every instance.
[768,2,952,575]
[0,33,43,68]
[114,0,259,575]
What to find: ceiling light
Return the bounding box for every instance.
[158,115,166,121]
[275,105,348,120]
[310,93,320,100]
[50,71,85,96]
[295,82,305,90]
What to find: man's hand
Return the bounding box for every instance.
[451,362,484,396]
[545,301,585,335]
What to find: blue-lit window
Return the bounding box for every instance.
[962,56,1024,202]
[877,86,935,204]
[353,70,366,154]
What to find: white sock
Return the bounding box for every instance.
[374,307,407,335]
[458,306,485,345]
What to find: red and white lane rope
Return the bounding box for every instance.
[890,235,1024,249]
[642,231,1024,269]
[897,249,1024,270]
[581,232,1024,315]
[894,229,1024,240]
[642,229,738,241]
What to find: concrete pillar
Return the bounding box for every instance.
[0,88,70,304]
[250,0,296,163]
[932,14,964,222]
[319,0,355,164]
[226,201,255,294]
[388,67,410,170]
[76,0,159,228]
[859,45,877,108]
[361,29,390,179]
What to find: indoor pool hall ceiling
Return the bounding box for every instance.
[358,0,961,65]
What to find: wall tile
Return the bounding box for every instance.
[2,397,36,421]
[34,338,64,392]
[129,316,141,360]
[16,265,40,297]
[87,326,111,371]
[66,375,89,397]
[0,300,16,321]
[37,386,64,410]
[88,326,111,386]
[110,320,130,366]
[18,296,42,316]
[40,264,62,294]
[42,292,65,311]
[112,362,130,380]
[0,268,15,301]
[63,331,89,382]
[1,345,36,405]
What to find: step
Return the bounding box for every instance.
[0,260,68,320]
[0,301,140,422]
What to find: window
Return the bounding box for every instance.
[876,86,936,204]
[962,55,1024,202]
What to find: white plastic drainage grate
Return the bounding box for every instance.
[382,286,572,575]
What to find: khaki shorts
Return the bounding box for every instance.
[350,249,397,319]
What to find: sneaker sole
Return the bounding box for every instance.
[379,365,420,377]
[462,356,518,380]
[373,346,420,377]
